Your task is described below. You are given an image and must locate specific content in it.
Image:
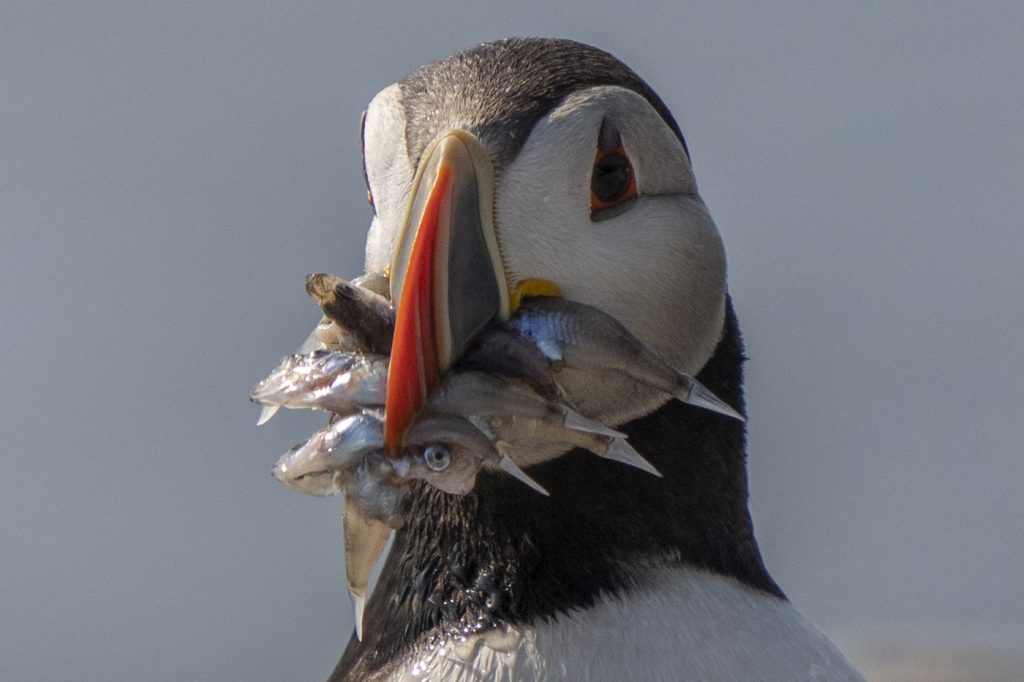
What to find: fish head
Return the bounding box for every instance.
[272,456,343,497]
[393,414,497,495]
[271,412,385,497]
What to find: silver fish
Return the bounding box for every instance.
[271,411,385,497]
[342,448,410,640]
[343,497,391,641]
[457,326,563,401]
[397,414,549,496]
[257,272,391,425]
[255,322,328,426]
[424,369,659,474]
[273,409,404,642]
[478,413,659,475]
[250,350,387,415]
[506,297,744,423]
[426,371,619,439]
[350,270,390,298]
[338,410,549,641]
[347,449,409,527]
[312,315,361,351]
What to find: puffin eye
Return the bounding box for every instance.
[422,444,451,472]
[592,153,632,202]
[590,121,637,221]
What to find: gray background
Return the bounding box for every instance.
[3,1,1022,679]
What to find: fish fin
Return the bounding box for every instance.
[467,415,497,441]
[257,404,281,426]
[601,438,662,477]
[676,376,746,422]
[562,408,623,437]
[343,497,392,641]
[498,457,549,496]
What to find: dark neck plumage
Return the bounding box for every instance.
[330,300,780,680]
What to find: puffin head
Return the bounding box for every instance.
[331,41,784,681]
[359,38,727,453]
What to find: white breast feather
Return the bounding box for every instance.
[384,565,863,681]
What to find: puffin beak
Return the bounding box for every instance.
[385,131,509,453]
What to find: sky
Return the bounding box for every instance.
[2,1,1022,679]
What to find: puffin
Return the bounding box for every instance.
[328,38,863,681]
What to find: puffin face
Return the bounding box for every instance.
[496,87,726,374]
[360,44,727,448]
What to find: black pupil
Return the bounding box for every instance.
[591,153,630,202]
[424,445,450,471]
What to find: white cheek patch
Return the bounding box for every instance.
[498,87,725,375]
[362,84,414,274]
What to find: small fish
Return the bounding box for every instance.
[397,413,549,496]
[271,411,385,497]
[255,321,330,426]
[273,409,405,643]
[350,270,391,298]
[506,297,744,422]
[478,413,660,476]
[257,272,391,425]
[457,327,562,401]
[346,449,409,527]
[343,495,392,642]
[312,315,362,350]
[339,427,404,641]
[307,273,394,355]
[250,350,388,415]
[426,371,619,439]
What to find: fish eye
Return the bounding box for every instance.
[422,444,451,472]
